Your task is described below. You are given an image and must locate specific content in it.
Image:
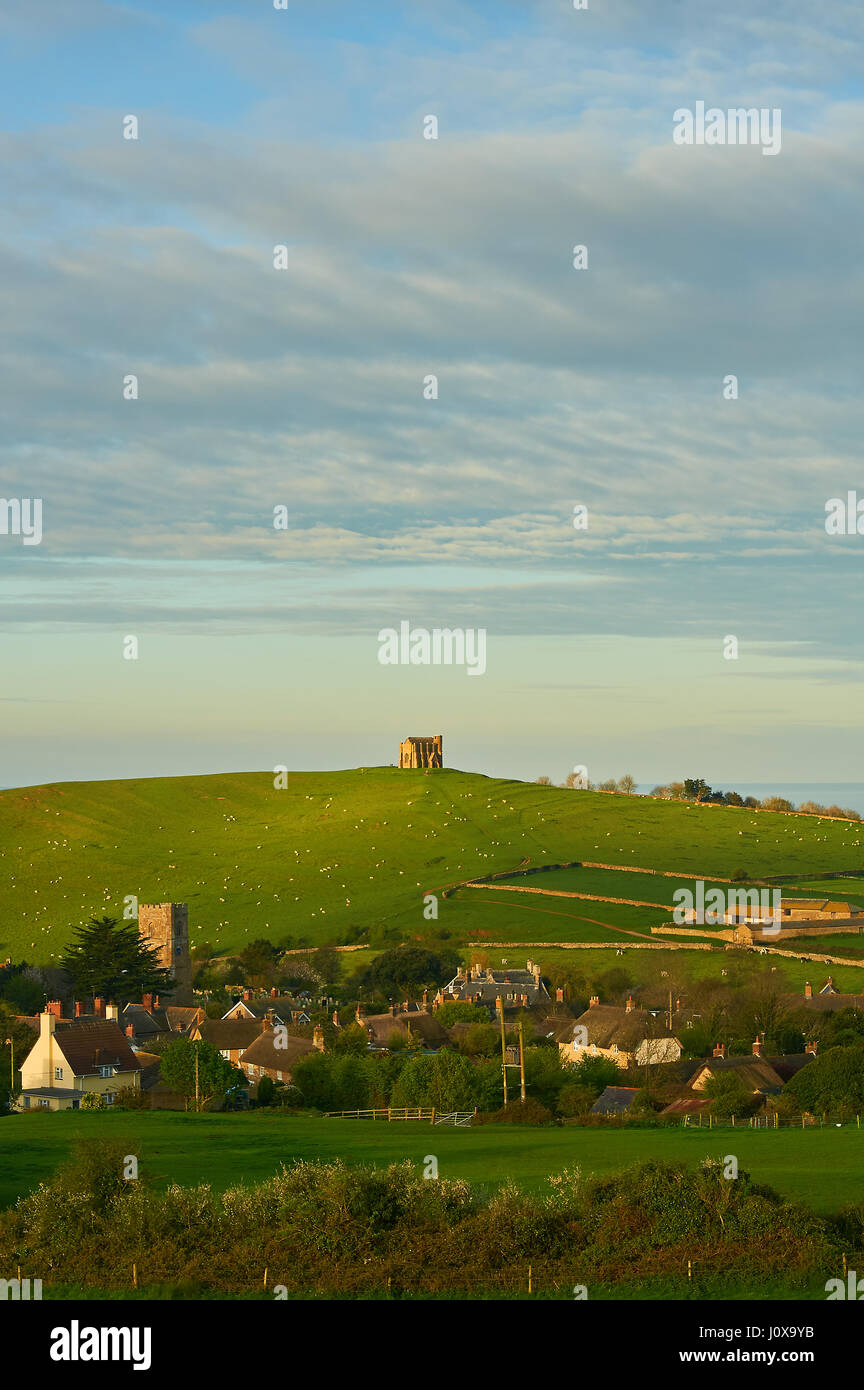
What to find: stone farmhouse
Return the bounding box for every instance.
[437,960,551,1015]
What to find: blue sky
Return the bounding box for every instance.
[1,0,863,789]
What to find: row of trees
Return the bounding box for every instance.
[651,778,861,821]
[535,774,637,793]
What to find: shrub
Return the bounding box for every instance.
[476,1098,554,1125]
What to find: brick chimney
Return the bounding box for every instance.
[495,995,504,1017]
[261,1013,273,1033]
[125,1025,135,1039]
[74,1000,82,1019]
[713,1042,726,1059]
[804,981,812,999]
[589,995,599,1008]
[555,987,564,1003]
[752,1035,763,1057]
[243,988,253,1002]
[142,993,154,1014]
[625,995,634,1013]
[153,995,160,1009]
[46,1000,62,1018]
[355,1003,364,1024]
[270,987,278,998]
[805,1039,818,1055]
[313,1024,325,1052]
[332,1009,339,1027]
[93,996,106,1019]
[422,990,428,1006]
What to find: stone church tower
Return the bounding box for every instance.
[138,902,192,1003]
[399,735,443,768]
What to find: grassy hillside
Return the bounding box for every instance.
[1,767,862,963]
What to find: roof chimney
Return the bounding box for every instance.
[555,987,564,1003]
[106,1003,119,1022]
[74,1000,82,1019]
[625,995,634,1013]
[804,981,812,999]
[142,993,153,1013]
[93,996,106,1019]
[46,1000,62,1018]
[270,988,278,998]
[752,1035,763,1057]
[805,1039,818,1055]
[313,1024,325,1052]
[355,1003,364,1024]
[495,995,504,1017]
[713,1042,726,1059]
[332,1009,339,1027]
[589,995,599,1008]
[125,1025,135,1039]
[39,1009,57,1039]
[243,988,253,1002]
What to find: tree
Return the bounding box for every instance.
[785,1044,864,1115]
[534,776,552,786]
[683,778,712,802]
[237,938,280,988]
[557,1083,596,1117]
[359,945,459,999]
[256,1074,276,1106]
[60,916,173,1002]
[159,1038,242,1111]
[312,946,342,989]
[0,965,45,1014]
[618,774,637,795]
[701,1071,757,1118]
[569,1054,622,1096]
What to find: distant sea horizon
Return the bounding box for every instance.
[637,782,864,816]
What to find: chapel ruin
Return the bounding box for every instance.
[399,735,443,768]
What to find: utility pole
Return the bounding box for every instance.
[497,996,508,1106]
[4,1037,13,1096]
[194,1042,200,1114]
[518,1017,526,1103]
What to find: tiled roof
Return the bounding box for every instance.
[194,1018,263,1050]
[53,1021,142,1076]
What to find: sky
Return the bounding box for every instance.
[1,0,863,790]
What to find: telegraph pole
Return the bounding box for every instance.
[194,1042,200,1114]
[518,1017,526,1103]
[497,996,508,1106]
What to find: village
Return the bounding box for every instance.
[4,894,863,1125]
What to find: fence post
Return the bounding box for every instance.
[430,1108,436,1125]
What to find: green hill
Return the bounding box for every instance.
[1,767,862,964]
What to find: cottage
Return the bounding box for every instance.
[239,1022,321,1086]
[561,997,682,1071]
[16,1008,142,1111]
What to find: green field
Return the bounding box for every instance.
[2,767,862,964]
[442,887,672,942]
[2,1111,863,1214]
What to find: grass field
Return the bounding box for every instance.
[2,767,863,964]
[442,888,672,941]
[2,1111,863,1214]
